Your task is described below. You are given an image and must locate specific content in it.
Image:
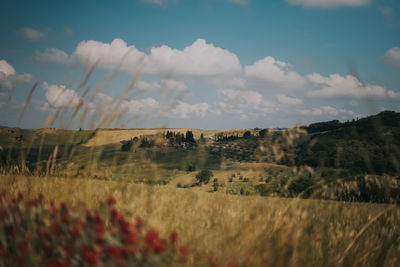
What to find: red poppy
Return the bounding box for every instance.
[145,229,159,245]
[153,242,165,254]
[83,251,98,264]
[107,196,116,206]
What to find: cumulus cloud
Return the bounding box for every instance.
[382,47,400,67]
[0,59,32,90]
[162,79,188,91]
[33,48,69,64]
[42,82,81,108]
[286,0,371,9]
[95,92,159,116]
[276,94,303,105]
[298,106,360,118]
[122,97,159,115]
[72,38,242,77]
[73,38,146,73]
[216,88,275,119]
[18,27,45,41]
[307,73,400,99]
[135,80,161,92]
[171,100,210,118]
[0,60,16,76]
[244,56,306,89]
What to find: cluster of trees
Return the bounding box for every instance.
[164,130,196,145]
[295,111,400,175]
[121,137,155,151]
[122,130,198,151]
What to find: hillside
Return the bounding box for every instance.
[296,111,400,174]
[84,128,220,147]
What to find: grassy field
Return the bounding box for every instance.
[1,175,399,266]
[84,128,221,147]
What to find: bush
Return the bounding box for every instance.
[195,170,214,184]
[0,192,190,266]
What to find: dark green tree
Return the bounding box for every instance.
[195,169,214,184]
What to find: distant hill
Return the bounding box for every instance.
[296,111,400,174]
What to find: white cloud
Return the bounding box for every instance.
[216,88,275,119]
[96,92,159,116]
[73,38,242,77]
[162,79,188,91]
[307,73,400,99]
[245,56,306,89]
[135,80,161,91]
[147,39,242,76]
[42,82,81,108]
[33,48,69,64]
[276,94,303,105]
[171,101,210,118]
[73,38,146,73]
[39,102,50,112]
[0,60,32,89]
[209,76,246,89]
[122,97,159,115]
[18,27,45,41]
[286,0,371,9]
[299,106,360,118]
[382,47,400,67]
[0,60,16,76]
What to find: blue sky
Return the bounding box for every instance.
[0,0,399,130]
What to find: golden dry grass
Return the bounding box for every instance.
[84,128,220,147]
[1,175,399,266]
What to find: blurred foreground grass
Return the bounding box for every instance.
[1,175,399,266]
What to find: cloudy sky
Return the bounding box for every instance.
[0,0,399,130]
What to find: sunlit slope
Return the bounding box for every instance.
[84,128,221,147]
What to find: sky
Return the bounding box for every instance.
[0,0,399,130]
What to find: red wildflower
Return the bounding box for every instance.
[121,222,135,234]
[60,202,68,214]
[51,224,61,234]
[18,242,29,253]
[110,208,118,220]
[94,213,102,224]
[106,246,121,258]
[170,231,178,243]
[83,251,98,264]
[44,241,52,251]
[95,231,104,243]
[62,214,70,224]
[65,244,74,257]
[125,234,137,245]
[50,205,57,216]
[72,227,81,238]
[153,242,165,254]
[38,193,44,204]
[135,217,143,231]
[95,223,105,233]
[0,245,8,257]
[38,228,50,238]
[145,229,159,246]
[179,245,190,256]
[107,196,116,206]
